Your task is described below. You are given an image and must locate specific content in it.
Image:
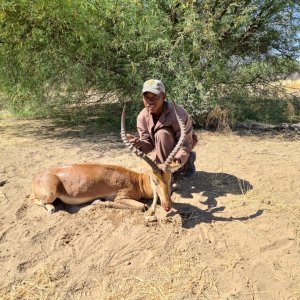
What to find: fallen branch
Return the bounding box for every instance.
[235,121,300,132]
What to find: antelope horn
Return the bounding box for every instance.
[121,105,161,173]
[163,100,186,169]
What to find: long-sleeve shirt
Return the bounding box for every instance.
[136,101,197,165]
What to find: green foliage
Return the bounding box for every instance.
[232,97,290,124]
[0,0,299,125]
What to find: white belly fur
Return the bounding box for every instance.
[59,193,117,205]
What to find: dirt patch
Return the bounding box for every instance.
[0,118,299,299]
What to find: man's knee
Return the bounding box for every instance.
[155,128,175,146]
[154,128,176,163]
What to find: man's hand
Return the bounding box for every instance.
[126,134,140,148]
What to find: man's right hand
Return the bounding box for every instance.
[126,134,140,148]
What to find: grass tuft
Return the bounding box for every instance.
[0,266,56,300]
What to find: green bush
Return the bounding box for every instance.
[235,98,291,124]
[0,0,299,125]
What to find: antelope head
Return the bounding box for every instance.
[121,100,186,212]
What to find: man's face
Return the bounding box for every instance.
[143,92,165,115]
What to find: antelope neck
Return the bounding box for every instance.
[138,173,154,199]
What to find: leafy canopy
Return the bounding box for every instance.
[0,0,299,124]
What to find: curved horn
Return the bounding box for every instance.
[121,105,161,173]
[163,100,186,168]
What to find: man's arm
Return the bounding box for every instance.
[136,115,155,154]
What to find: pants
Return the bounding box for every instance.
[154,128,194,175]
[154,128,176,164]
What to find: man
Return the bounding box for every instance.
[127,79,198,177]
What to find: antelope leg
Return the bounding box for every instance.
[115,198,147,211]
[92,200,132,210]
[148,191,158,216]
[92,198,146,211]
[30,197,55,213]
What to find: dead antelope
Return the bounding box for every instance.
[31,100,186,218]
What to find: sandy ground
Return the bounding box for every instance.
[0,118,299,300]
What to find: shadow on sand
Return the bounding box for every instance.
[167,171,263,229]
[50,171,262,229]
[52,200,91,214]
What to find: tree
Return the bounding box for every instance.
[0,0,299,124]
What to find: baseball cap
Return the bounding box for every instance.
[142,79,165,95]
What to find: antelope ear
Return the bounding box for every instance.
[157,162,182,173]
[168,161,182,173]
[158,162,182,173]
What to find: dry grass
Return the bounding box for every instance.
[280,79,300,94]
[0,266,57,300]
[150,255,216,299]
[4,257,217,300]
[206,106,232,131]
[205,79,300,129]
[96,255,217,300]
[272,79,300,96]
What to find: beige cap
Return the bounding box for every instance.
[142,79,165,95]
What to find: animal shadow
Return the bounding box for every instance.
[168,171,261,228]
[52,199,91,214]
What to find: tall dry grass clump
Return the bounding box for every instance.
[205,106,232,131]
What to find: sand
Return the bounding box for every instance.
[0,118,299,299]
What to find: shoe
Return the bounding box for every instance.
[184,151,196,177]
[172,171,181,183]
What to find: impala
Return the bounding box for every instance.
[31,100,186,218]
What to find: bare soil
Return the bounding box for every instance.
[0,118,299,299]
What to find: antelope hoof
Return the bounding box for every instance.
[145,215,158,222]
[45,204,55,214]
[91,199,102,205]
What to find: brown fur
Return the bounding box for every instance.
[31,163,174,214]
